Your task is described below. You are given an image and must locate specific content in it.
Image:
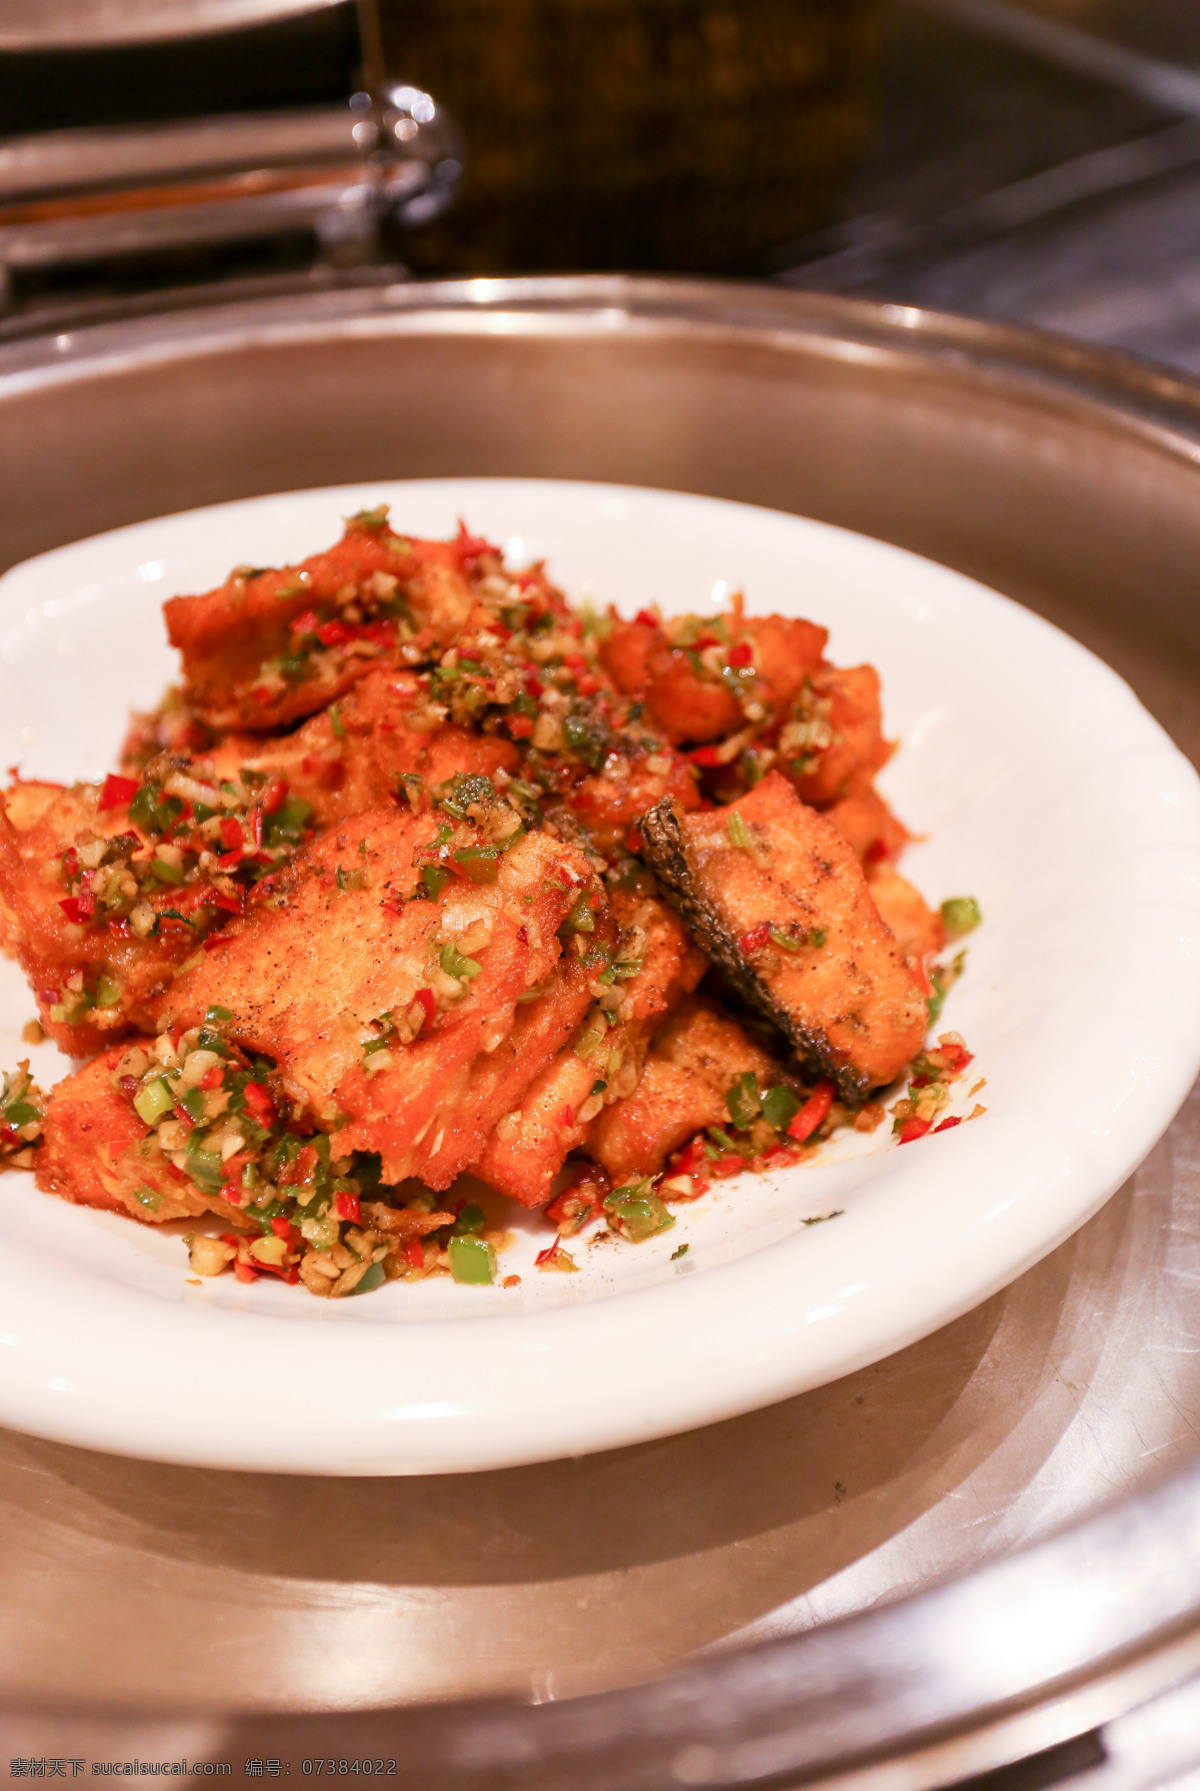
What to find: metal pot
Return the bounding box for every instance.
[3,276,1200,1786]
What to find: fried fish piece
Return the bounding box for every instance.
[783,665,892,807]
[587,996,784,1182]
[600,612,827,746]
[34,1045,222,1223]
[564,747,700,855]
[203,667,520,827]
[0,780,204,1054]
[471,889,705,1206]
[639,772,926,1098]
[156,807,600,1187]
[165,517,494,733]
[824,787,909,865]
[866,863,945,965]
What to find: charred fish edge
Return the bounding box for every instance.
[637,795,872,1104]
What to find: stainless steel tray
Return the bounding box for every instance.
[3,277,1200,1782]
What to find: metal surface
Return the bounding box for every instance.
[0,0,341,49]
[0,95,461,281]
[2,279,1200,1778]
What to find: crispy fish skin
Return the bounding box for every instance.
[639,772,926,1099]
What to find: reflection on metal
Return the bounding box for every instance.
[910,0,1200,118]
[0,0,341,48]
[0,96,463,293]
[2,279,1200,1781]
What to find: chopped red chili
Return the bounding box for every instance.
[787,1078,835,1143]
[99,773,139,811]
[898,1116,932,1144]
[738,922,772,956]
[262,775,288,816]
[241,1082,275,1127]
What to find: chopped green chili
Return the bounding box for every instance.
[941,896,982,938]
[761,1085,801,1131]
[726,1071,761,1130]
[448,1233,496,1285]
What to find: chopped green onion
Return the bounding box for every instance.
[95,973,121,1008]
[184,1142,225,1195]
[329,703,345,739]
[448,1233,496,1285]
[420,864,451,900]
[348,504,390,532]
[726,811,753,851]
[561,892,596,934]
[941,896,982,938]
[205,1005,233,1024]
[436,773,494,818]
[454,1202,487,1235]
[128,782,182,836]
[562,710,610,769]
[149,856,184,885]
[926,969,948,1028]
[440,942,482,981]
[671,1243,689,1260]
[133,1078,173,1126]
[266,795,314,843]
[452,845,501,884]
[132,1186,162,1212]
[179,1086,208,1123]
[574,1023,607,1060]
[336,865,365,893]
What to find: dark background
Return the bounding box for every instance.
[784,0,1200,374]
[4,0,1200,373]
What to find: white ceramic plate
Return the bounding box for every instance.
[1,478,1198,1475]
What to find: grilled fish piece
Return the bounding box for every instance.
[638,771,926,1099]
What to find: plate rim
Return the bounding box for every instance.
[2,473,1199,1475]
